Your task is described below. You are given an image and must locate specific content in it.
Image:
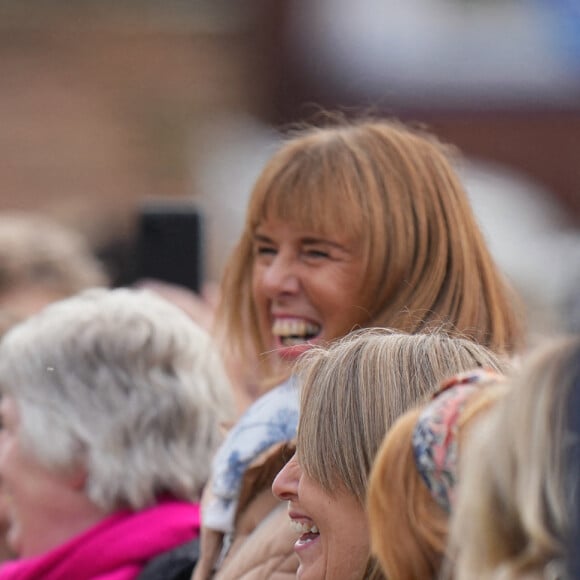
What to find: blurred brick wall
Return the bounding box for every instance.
[0,1,258,246]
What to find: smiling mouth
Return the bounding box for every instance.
[272,318,321,347]
[290,520,320,545]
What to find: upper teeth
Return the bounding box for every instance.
[290,520,319,534]
[273,319,320,338]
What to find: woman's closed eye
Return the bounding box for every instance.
[254,244,278,257]
[303,248,330,259]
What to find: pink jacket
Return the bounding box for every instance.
[0,500,200,580]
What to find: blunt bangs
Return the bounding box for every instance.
[295,342,372,499]
[247,132,370,242]
[297,377,356,496]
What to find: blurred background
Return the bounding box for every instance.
[0,0,578,338]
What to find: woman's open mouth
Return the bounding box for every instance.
[272,318,321,347]
[290,519,320,547]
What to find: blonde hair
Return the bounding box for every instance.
[368,382,509,580]
[218,118,522,384]
[292,329,508,579]
[450,336,580,579]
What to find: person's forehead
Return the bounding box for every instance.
[256,206,361,235]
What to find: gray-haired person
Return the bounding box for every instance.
[0,287,234,580]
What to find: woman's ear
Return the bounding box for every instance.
[66,462,88,491]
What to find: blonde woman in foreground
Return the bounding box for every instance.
[270,329,508,580]
[450,335,580,580]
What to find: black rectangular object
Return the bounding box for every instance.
[133,202,204,294]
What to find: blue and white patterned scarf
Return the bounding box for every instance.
[203,377,300,533]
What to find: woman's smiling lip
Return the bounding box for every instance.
[288,512,321,553]
[288,509,314,525]
[270,315,322,361]
[275,341,316,361]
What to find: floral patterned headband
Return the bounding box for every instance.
[411,368,503,513]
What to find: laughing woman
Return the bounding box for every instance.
[193,116,524,579]
[271,329,509,580]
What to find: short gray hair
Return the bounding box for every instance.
[0,287,234,512]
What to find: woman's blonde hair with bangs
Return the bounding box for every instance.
[285,328,507,579]
[294,329,507,501]
[217,117,523,386]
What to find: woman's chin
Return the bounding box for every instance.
[296,557,323,580]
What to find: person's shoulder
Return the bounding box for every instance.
[136,538,200,580]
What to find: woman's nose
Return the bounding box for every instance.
[261,254,300,297]
[272,454,301,501]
